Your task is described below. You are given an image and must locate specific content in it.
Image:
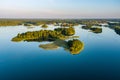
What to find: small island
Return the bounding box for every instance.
[90,27,102,33]
[41,24,48,28]
[67,39,84,54]
[54,27,75,36]
[82,25,102,34]
[114,26,120,35]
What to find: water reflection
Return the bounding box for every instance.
[39,43,60,50]
[11,27,84,55]
[39,39,84,55]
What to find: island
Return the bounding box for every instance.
[114,26,120,35]
[12,27,84,55]
[82,25,102,34]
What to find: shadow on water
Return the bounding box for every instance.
[39,39,84,55]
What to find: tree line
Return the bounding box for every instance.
[12,27,75,42]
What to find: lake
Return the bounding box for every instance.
[0,25,120,80]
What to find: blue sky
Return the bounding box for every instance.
[0,0,120,18]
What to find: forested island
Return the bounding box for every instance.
[114,26,120,35]
[12,26,84,54]
[12,27,75,42]
[82,25,102,33]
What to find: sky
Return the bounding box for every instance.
[0,0,120,18]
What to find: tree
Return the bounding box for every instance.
[67,39,84,54]
[41,24,48,28]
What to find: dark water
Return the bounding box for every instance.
[0,25,120,80]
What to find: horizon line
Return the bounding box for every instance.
[0,17,120,20]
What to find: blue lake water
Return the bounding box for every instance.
[0,25,120,80]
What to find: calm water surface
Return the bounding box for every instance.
[0,25,120,80]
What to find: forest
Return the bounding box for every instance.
[0,19,114,27]
[114,26,120,35]
[67,39,84,54]
[12,27,75,42]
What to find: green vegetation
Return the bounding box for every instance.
[67,39,84,54]
[0,19,80,27]
[12,27,75,42]
[2,19,120,54]
[11,25,84,54]
[0,20,22,26]
[80,20,107,26]
[90,27,102,33]
[23,22,37,26]
[41,24,48,28]
[108,22,120,27]
[0,19,108,27]
[82,25,92,29]
[24,24,33,26]
[55,27,75,36]
[61,23,78,27]
[12,30,67,42]
[82,25,102,34]
[114,26,120,35]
